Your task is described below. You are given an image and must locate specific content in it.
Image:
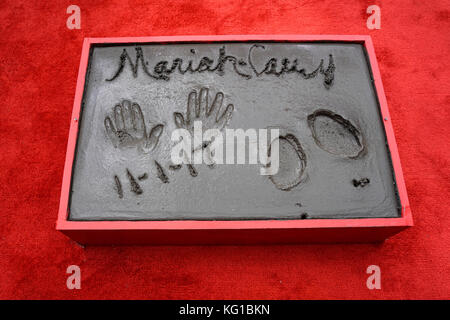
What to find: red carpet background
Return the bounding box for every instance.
[0,0,449,299]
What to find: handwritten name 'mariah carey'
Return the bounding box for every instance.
[106,44,335,89]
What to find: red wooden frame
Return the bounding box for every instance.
[57,35,413,245]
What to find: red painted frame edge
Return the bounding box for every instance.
[56,35,412,245]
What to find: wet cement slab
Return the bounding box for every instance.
[69,42,400,220]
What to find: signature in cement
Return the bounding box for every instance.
[105,45,335,88]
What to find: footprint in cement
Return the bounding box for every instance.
[307,109,365,158]
[268,134,307,191]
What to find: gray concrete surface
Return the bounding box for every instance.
[69,42,400,220]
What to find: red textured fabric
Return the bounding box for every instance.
[0,0,449,299]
